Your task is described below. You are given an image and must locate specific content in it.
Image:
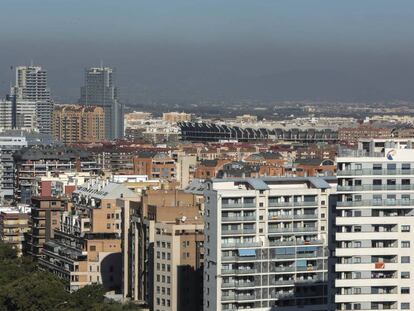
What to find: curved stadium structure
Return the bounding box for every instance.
[178,122,338,143]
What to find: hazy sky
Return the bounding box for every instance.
[1,0,414,103]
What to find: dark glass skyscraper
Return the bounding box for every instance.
[80,67,123,139]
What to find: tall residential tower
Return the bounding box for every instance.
[10,65,54,134]
[336,139,414,311]
[80,67,123,139]
[204,177,335,311]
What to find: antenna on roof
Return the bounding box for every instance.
[100,59,103,69]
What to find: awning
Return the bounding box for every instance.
[238,249,256,257]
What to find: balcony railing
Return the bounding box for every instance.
[268,227,317,233]
[337,184,414,192]
[269,201,318,207]
[222,215,256,222]
[337,199,414,207]
[338,168,414,176]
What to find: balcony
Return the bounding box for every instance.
[269,201,317,207]
[222,215,256,222]
[221,242,262,249]
[337,184,414,192]
[221,268,257,275]
[268,227,317,233]
[337,199,414,207]
[338,168,414,176]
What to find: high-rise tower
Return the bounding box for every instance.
[80,66,123,140]
[10,65,53,134]
[336,139,414,311]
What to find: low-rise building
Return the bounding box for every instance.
[25,196,67,259]
[0,206,30,255]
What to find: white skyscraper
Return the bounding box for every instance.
[336,139,414,311]
[204,177,335,311]
[12,66,51,102]
[10,65,54,134]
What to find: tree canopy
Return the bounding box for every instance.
[0,242,140,311]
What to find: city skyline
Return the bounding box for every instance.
[1,0,414,103]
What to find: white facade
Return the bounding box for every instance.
[204,177,335,311]
[12,66,51,102]
[336,139,414,311]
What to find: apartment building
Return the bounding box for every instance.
[0,135,27,202]
[39,180,137,292]
[153,219,204,311]
[0,207,30,255]
[162,112,192,123]
[25,196,67,259]
[133,151,176,180]
[122,189,203,309]
[204,177,335,311]
[13,145,100,203]
[335,139,414,311]
[52,104,105,144]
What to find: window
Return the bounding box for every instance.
[353,288,361,294]
[373,179,382,185]
[107,214,111,219]
[354,180,362,186]
[373,164,382,170]
[401,287,410,294]
[107,203,111,209]
[90,245,96,251]
[402,225,411,232]
[354,241,361,248]
[402,241,410,248]
[107,223,111,229]
[402,179,411,185]
[401,303,410,310]
[402,256,410,263]
[387,163,396,170]
[353,257,361,264]
[354,226,361,232]
[401,272,410,279]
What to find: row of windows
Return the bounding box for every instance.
[156,274,171,284]
[156,263,171,272]
[156,286,171,295]
[156,251,171,260]
[155,297,171,307]
[343,303,410,310]
[156,241,171,249]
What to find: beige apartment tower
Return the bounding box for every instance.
[52,104,105,144]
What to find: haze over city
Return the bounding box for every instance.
[3,2,414,311]
[2,0,414,103]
